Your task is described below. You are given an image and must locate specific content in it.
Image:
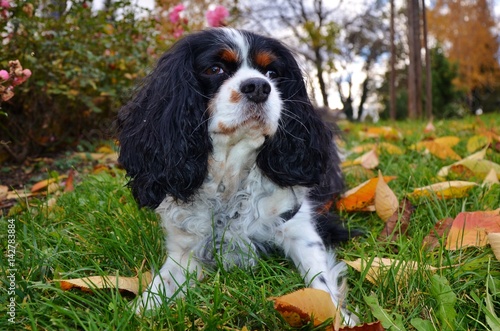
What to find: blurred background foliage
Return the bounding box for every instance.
[0,0,499,163]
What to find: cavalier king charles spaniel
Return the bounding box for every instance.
[117,28,357,326]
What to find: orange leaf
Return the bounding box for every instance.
[271,288,341,328]
[433,136,460,148]
[64,170,75,193]
[407,181,478,200]
[31,176,67,193]
[446,209,500,250]
[57,271,152,296]
[359,126,401,140]
[337,176,396,212]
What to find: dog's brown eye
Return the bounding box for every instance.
[265,70,278,79]
[206,66,224,75]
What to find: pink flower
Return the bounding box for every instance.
[22,68,32,78]
[206,5,229,27]
[0,69,9,81]
[0,0,10,9]
[169,4,185,24]
[173,27,184,39]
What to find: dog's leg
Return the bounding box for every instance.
[136,232,201,313]
[276,202,358,326]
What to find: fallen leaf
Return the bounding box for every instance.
[424,120,435,133]
[31,175,67,193]
[450,159,500,180]
[374,171,399,222]
[467,135,491,153]
[344,257,438,284]
[339,321,384,331]
[342,149,379,170]
[96,145,115,154]
[488,233,500,261]
[483,168,499,187]
[337,176,397,212]
[57,271,152,296]
[359,126,401,140]
[437,145,489,177]
[411,141,461,161]
[64,170,75,192]
[73,152,118,163]
[0,185,8,201]
[6,190,35,200]
[433,136,460,148]
[351,143,403,155]
[407,181,478,200]
[422,217,454,250]
[446,209,500,250]
[378,198,413,243]
[271,288,341,328]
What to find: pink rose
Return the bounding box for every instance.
[0,0,10,9]
[169,4,185,24]
[0,69,9,81]
[206,6,229,27]
[22,68,32,78]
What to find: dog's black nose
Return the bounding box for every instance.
[240,78,271,103]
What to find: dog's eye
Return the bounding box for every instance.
[265,70,278,79]
[205,66,225,75]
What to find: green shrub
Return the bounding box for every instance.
[0,0,169,161]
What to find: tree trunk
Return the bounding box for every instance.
[421,0,432,119]
[390,0,396,120]
[407,0,422,119]
[315,48,330,108]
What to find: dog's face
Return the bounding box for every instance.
[117,28,342,209]
[195,30,283,137]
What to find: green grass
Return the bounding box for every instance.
[1,114,500,330]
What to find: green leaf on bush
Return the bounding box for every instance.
[364,294,406,331]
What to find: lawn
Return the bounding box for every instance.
[1,114,499,330]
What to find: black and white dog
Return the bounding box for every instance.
[117,28,356,326]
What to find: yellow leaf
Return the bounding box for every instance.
[57,271,152,296]
[374,170,399,222]
[415,141,461,161]
[467,135,491,153]
[433,136,460,148]
[271,288,340,328]
[453,159,500,179]
[437,145,488,177]
[483,168,499,186]
[358,126,401,140]
[344,257,438,284]
[408,181,478,199]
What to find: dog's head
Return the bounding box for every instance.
[117,28,342,209]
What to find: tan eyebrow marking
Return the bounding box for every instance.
[254,51,277,68]
[220,49,239,63]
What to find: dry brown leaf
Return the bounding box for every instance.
[407,181,478,200]
[374,171,399,222]
[0,185,8,201]
[271,288,341,328]
[488,233,500,261]
[337,176,397,212]
[378,198,413,243]
[6,190,35,200]
[57,271,152,296]
[422,217,454,250]
[64,170,75,192]
[446,209,500,250]
[73,152,119,163]
[344,257,438,284]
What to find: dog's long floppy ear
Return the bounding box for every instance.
[257,51,343,201]
[117,38,211,209]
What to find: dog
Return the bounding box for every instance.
[117,28,357,326]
